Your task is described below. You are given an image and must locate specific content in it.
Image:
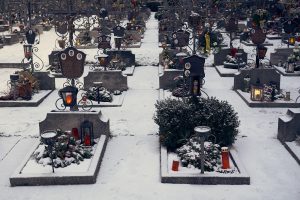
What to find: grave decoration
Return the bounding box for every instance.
[250,27,268,68]
[155,96,240,174]
[0,3,55,105]
[33,127,95,170]
[276,46,300,73]
[0,71,38,101]
[223,48,247,70]
[172,55,206,97]
[198,29,223,54]
[233,68,300,107]
[55,46,93,111]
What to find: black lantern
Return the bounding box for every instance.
[96,53,109,70]
[258,45,267,59]
[80,120,94,146]
[114,36,122,50]
[25,29,36,45]
[286,62,295,73]
[23,44,33,60]
[58,86,78,109]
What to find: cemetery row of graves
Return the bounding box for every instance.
[0,0,299,189]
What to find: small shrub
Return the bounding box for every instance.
[154,97,240,151]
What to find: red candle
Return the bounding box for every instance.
[172,160,179,171]
[84,135,91,146]
[71,128,79,140]
[221,147,230,169]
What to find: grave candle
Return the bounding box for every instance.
[221,147,230,169]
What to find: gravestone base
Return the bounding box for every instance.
[10,135,108,186]
[160,146,250,185]
[0,90,53,107]
[75,44,97,49]
[241,41,273,46]
[266,34,282,40]
[273,66,300,76]
[121,41,142,48]
[277,109,300,165]
[215,65,239,77]
[10,114,109,187]
[235,90,300,108]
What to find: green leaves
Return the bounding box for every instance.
[154,97,240,151]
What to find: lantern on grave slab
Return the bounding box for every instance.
[96,53,109,70]
[289,36,295,45]
[243,75,251,92]
[23,44,33,60]
[221,147,230,169]
[114,36,122,50]
[80,120,94,146]
[25,29,36,45]
[58,86,78,108]
[286,62,295,73]
[251,84,264,101]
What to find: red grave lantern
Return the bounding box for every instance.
[80,120,94,146]
[221,147,230,169]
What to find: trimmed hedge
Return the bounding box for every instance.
[154,97,240,151]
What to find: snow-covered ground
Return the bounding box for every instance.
[0,13,299,200]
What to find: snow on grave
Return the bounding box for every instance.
[9,111,110,186]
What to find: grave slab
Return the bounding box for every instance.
[235,90,300,108]
[241,41,273,46]
[0,90,53,107]
[215,65,239,77]
[160,146,250,185]
[10,135,108,186]
[273,66,300,76]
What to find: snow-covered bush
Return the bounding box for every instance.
[154,97,240,151]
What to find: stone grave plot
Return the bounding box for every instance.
[10,111,110,186]
[83,70,127,107]
[106,50,136,76]
[74,30,98,49]
[214,48,248,77]
[122,27,142,48]
[158,49,186,91]
[0,69,55,107]
[160,146,250,185]
[233,68,300,108]
[270,48,300,76]
[241,39,274,47]
[277,109,300,165]
[157,76,249,185]
[160,54,210,100]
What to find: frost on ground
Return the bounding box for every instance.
[0,13,299,200]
